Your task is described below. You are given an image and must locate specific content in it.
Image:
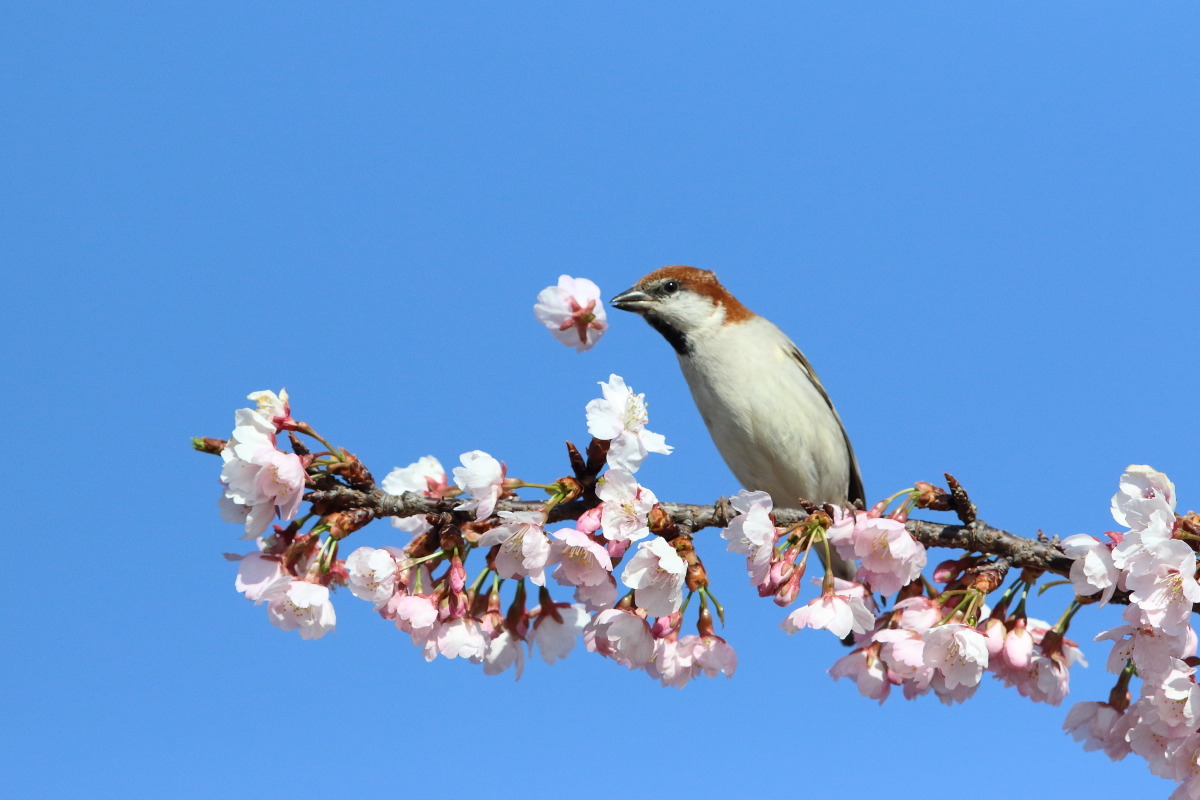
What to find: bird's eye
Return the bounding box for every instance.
[661,280,680,295]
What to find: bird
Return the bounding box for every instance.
[610,265,863,578]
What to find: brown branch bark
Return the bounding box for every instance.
[304,487,1074,578]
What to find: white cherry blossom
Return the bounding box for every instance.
[478,511,553,586]
[381,456,447,534]
[452,450,505,520]
[585,374,672,472]
[621,536,686,618]
[265,580,336,640]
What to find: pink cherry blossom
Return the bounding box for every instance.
[381,456,447,534]
[574,576,618,611]
[584,608,655,669]
[1146,659,1200,738]
[781,590,875,639]
[830,647,890,703]
[585,374,672,473]
[452,450,505,520]
[266,580,336,640]
[234,553,286,604]
[1063,701,1131,760]
[596,469,656,542]
[852,517,927,596]
[1097,605,1197,685]
[922,623,989,690]
[1125,539,1200,636]
[531,605,590,664]
[647,638,696,688]
[550,526,613,587]
[689,634,738,679]
[1061,533,1119,605]
[478,511,553,586]
[825,505,860,563]
[873,628,933,688]
[534,275,608,353]
[1125,699,1180,779]
[392,594,439,637]
[621,536,686,618]
[892,596,942,633]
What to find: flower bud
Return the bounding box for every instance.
[774,570,802,607]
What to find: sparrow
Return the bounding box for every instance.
[610,266,863,577]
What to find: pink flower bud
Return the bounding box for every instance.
[774,570,802,607]
[606,538,631,559]
[932,559,963,583]
[449,555,467,594]
[651,612,682,639]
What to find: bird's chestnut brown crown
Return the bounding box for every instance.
[610,266,754,354]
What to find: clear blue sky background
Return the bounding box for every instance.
[3,4,1197,798]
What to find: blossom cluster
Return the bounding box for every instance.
[1060,466,1200,799]
[721,488,1087,706]
[218,376,731,687]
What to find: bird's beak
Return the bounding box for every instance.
[610,286,653,313]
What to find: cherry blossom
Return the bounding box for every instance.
[584,608,655,669]
[852,516,926,596]
[1125,540,1200,636]
[585,374,672,472]
[922,623,989,690]
[392,594,439,637]
[478,511,554,586]
[219,408,306,539]
[265,580,336,640]
[1061,533,1119,606]
[345,547,400,608]
[621,536,687,618]
[550,526,613,587]
[533,275,608,353]
[247,389,296,432]
[482,630,526,678]
[721,489,777,585]
[1063,701,1131,760]
[1097,605,1197,685]
[689,634,738,679]
[574,577,617,612]
[436,617,488,661]
[647,638,696,688]
[873,628,933,689]
[596,469,656,542]
[1112,464,1176,531]
[531,605,590,664]
[781,590,875,639]
[830,646,890,703]
[234,553,285,604]
[381,456,448,534]
[451,450,505,520]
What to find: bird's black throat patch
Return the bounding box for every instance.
[643,312,693,356]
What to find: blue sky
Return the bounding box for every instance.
[3,4,1197,798]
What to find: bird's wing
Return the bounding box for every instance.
[787,345,865,507]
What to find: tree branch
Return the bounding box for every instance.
[304,486,1074,577]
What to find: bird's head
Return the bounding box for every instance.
[610,266,752,354]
